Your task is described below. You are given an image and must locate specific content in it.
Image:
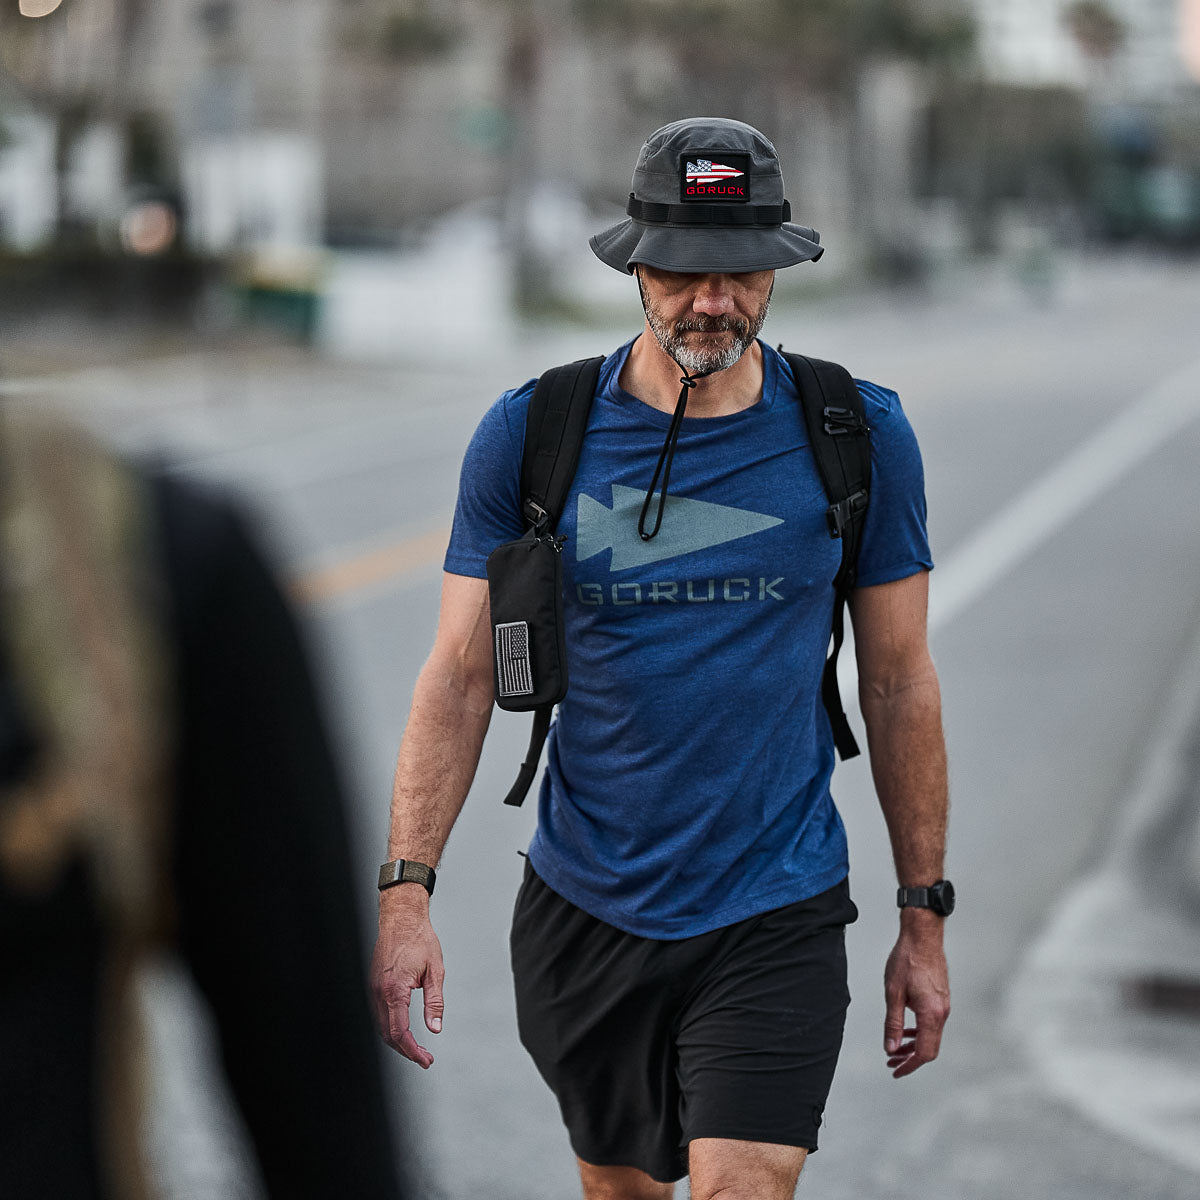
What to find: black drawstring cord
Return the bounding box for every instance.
[638,370,700,541]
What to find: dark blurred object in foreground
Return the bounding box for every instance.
[0,408,406,1199]
[1123,974,1200,1018]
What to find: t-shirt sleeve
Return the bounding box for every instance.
[441,381,533,579]
[852,380,934,588]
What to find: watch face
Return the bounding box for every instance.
[934,880,956,916]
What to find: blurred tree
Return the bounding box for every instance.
[326,0,974,301]
[125,111,170,190]
[1062,0,1127,61]
[53,96,94,245]
[573,0,973,92]
[340,0,462,60]
[571,0,975,279]
[0,5,53,85]
[1,0,158,247]
[500,0,542,311]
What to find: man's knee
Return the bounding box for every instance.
[577,1157,674,1200]
[687,1137,807,1200]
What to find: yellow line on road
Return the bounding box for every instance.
[291,525,451,605]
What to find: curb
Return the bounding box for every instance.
[1006,607,1200,1177]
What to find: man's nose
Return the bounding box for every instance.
[691,275,736,315]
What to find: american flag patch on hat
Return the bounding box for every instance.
[680,151,750,202]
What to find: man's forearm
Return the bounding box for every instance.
[387,660,494,864]
[859,657,948,889]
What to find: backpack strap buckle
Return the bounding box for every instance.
[823,406,870,436]
[826,488,869,539]
[523,499,550,532]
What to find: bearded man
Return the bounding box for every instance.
[371,117,952,1200]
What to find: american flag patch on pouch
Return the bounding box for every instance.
[495,621,535,698]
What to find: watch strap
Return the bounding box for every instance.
[897,879,954,916]
[378,859,437,896]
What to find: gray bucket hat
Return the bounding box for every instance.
[590,116,824,274]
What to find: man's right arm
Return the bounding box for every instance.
[371,571,495,1068]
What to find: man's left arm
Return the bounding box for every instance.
[848,569,950,1079]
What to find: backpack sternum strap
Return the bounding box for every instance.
[827,488,869,540]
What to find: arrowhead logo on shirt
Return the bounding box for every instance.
[576,484,782,572]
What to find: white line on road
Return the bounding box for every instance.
[837,353,1200,703]
[928,352,1200,632]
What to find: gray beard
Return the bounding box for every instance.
[638,274,773,376]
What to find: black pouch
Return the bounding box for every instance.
[485,528,568,712]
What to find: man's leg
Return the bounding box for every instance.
[577,1157,674,1200]
[513,865,688,1190]
[687,1139,806,1200]
[674,885,857,1198]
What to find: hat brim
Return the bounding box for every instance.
[589,218,824,275]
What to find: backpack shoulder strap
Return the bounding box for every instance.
[784,353,871,546]
[521,356,605,530]
[501,356,604,809]
[782,351,872,760]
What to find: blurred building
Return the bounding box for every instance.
[1,0,976,258]
[974,0,1194,98]
[0,0,328,253]
[0,78,56,250]
[9,0,1196,307]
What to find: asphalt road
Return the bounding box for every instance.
[21,251,1200,1199]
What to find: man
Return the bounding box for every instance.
[372,117,951,1200]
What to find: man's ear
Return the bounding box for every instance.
[634,263,649,316]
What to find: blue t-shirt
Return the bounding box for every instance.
[444,338,932,938]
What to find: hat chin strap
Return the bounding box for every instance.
[636,360,715,542]
[633,264,724,541]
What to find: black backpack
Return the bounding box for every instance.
[491,351,871,807]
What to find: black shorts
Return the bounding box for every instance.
[510,862,858,1183]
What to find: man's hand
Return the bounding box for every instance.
[371,886,445,1069]
[883,914,950,1078]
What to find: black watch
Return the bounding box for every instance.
[897,879,954,916]
[377,859,437,897]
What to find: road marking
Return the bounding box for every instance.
[291,525,450,605]
[835,353,1200,696]
[928,352,1200,631]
